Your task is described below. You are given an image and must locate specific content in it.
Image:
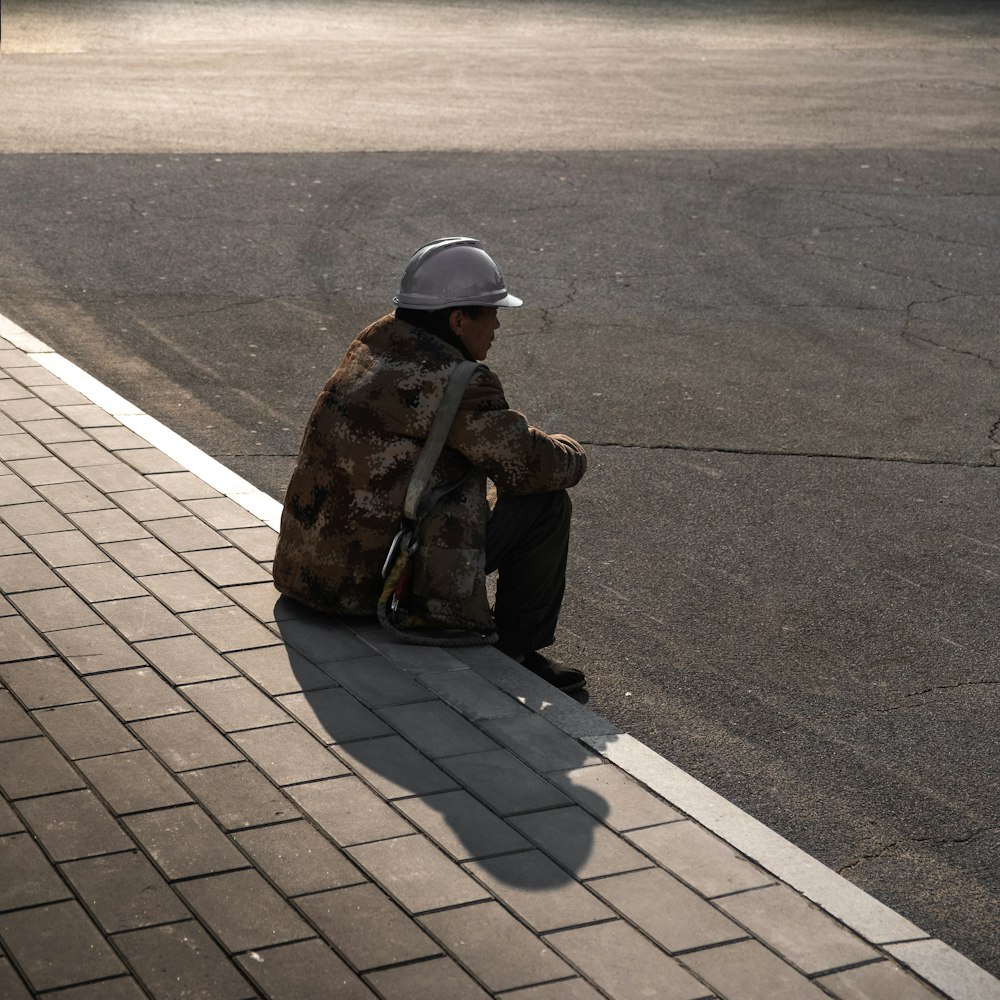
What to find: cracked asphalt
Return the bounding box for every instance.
[1,0,999,978]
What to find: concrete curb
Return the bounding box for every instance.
[2,309,997,1000]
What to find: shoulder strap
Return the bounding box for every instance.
[402,360,481,523]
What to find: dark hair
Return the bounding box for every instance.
[395,305,485,339]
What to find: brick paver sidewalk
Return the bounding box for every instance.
[0,328,995,1000]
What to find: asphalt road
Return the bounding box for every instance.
[1,0,998,977]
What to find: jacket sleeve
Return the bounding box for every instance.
[445,366,587,495]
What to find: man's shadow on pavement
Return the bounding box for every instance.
[274,602,610,890]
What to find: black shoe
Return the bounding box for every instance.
[518,650,586,693]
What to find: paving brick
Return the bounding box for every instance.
[220,525,278,561]
[0,433,49,460]
[181,676,290,731]
[546,920,711,1000]
[278,688,393,745]
[131,713,244,771]
[332,735,458,799]
[24,786,133,861]
[61,850,190,932]
[222,582,296,623]
[0,617,53,664]
[115,921,258,1000]
[70,508,150,543]
[78,461,149,493]
[47,624,146,673]
[78,749,193,814]
[136,633,238,683]
[0,833,73,910]
[11,586,101,632]
[140,570,233,612]
[589,867,747,954]
[321,655,435,709]
[364,954,490,1000]
[181,604,279,651]
[0,378,31,399]
[626,821,774,897]
[178,869,312,952]
[0,500,72,534]
[33,700,140,759]
[480,714,602,773]
[0,689,42,739]
[27,529,106,566]
[36,480,115,513]
[59,560,148,601]
[0,958,31,1000]
[300,882,440,971]
[395,789,529,862]
[183,496,263,528]
[237,938,375,1000]
[9,366,64,387]
[287,776,413,846]
[6,456,79,486]
[87,426,152,450]
[438,749,571,816]
[511,807,653,880]
[717,884,879,974]
[0,901,125,992]
[145,471,222,500]
[347,833,490,913]
[0,396,60,421]
[182,546,272,587]
[0,522,29,556]
[0,592,14,614]
[88,667,189,720]
[41,979,149,1000]
[0,797,24,834]
[124,804,249,880]
[0,658,93,709]
[498,982,605,1000]
[111,487,190,522]
[96,595,189,641]
[117,447,187,474]
[48,440,119,467]
[146,515,231,551]
[0,474,41,505]
[0,737,84,798]
[421,900,573,993]
[231,723,350,785]
[227,643,338,695]
[233,820,363,896]
[464,850,614,933]
[103,536,188,574]
[682,938,829,1000]
[276,616,376,664]
[31,379,86,398]
[20,417,90,444]
[420,667,526,720]
[377,700,498,759]
[0,552,66,593]
[548,764,684,832]
[817,959,948,1000]
[179,761,299,830]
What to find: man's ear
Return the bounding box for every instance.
[448,308,464,336]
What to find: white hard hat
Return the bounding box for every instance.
[393,237,523,310]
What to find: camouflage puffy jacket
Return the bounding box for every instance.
[273,313,587,632]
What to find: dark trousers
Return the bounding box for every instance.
[484,490,572,657]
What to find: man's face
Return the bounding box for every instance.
[452,307,499,361]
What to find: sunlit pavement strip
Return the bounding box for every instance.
[0,309,997,1000]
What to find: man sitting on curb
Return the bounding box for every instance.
[273,237,588,691]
